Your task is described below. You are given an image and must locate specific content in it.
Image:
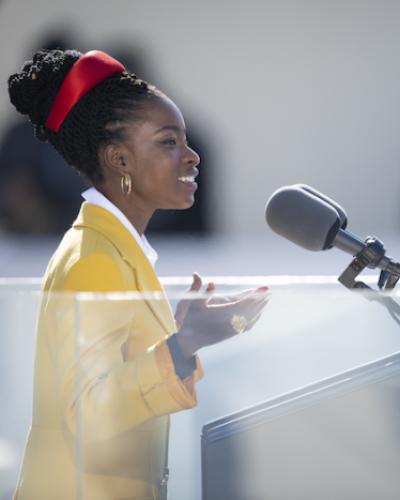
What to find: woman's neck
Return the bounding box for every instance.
[94,183,154,236]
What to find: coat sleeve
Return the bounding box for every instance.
[48,252,203,443]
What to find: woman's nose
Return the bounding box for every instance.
[185,145,201,167]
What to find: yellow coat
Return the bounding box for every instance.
[14,202,203,500]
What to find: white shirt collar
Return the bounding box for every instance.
[81,187,158,268]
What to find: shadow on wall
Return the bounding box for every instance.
[0,32,87,235]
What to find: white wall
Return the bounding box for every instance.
[1,0,400,236]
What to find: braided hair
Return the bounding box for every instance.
[8,49,160,182]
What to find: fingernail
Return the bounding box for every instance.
[256,286,269,292]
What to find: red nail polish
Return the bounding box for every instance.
[256,286,269,292]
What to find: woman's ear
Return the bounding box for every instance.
[101,143,129,175]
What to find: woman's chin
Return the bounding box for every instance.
[171,196,196,210]
[182,196,196,209]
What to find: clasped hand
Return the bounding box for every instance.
[174,273,270,359]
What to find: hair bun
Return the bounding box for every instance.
[7,48,81,139]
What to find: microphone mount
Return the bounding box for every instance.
[338,236,400,327]
[338,236,400,292]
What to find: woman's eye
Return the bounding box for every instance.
[162,138,177,146]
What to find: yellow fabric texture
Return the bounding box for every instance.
[14,202,203,500]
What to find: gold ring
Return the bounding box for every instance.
[231,314,248,334]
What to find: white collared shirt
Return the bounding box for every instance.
[81,187,158,268]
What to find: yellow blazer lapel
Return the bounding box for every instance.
[73,202,176,334]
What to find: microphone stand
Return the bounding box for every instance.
[338,237,400,325]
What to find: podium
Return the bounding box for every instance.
[201,351,400,500]
[2,277,400,499]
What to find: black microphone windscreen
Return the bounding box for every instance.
[265,185,341,251]
[297,184,348,230]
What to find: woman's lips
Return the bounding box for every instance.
[178,176,198,191]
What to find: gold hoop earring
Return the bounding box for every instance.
[121,174,132,195]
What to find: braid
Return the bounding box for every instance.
[8,49,80,139]
[8,49,159,182]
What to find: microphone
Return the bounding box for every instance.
[265,184,400,276]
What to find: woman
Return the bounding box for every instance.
[8,49,269,500]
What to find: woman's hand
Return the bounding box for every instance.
[174,273,270,359]
[174,272,215,329]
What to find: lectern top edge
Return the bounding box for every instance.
[201,349,400,444]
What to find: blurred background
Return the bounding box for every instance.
[2,0,400,498]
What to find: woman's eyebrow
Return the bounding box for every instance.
[154,125,186,135]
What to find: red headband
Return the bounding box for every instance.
[45,50,126,132]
